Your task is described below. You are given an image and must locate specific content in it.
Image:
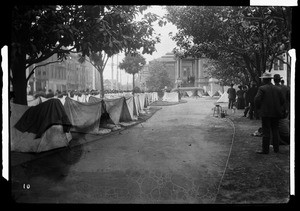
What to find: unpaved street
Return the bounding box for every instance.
[11,98,234,203]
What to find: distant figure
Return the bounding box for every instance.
[227,84,236,109]
[247,81,259,120]
[46,89,54,98]
[254,72,285,154]
[243,85,250,117]
[236,85,245,109]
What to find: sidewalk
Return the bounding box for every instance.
[214,105,291,204]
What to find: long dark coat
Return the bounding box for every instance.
[254,82,285,118]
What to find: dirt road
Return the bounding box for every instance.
[11,98,238,203]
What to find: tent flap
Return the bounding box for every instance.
[64,97,103,133]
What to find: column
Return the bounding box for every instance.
[92,66,95,90]
[194,59,198,87]
[116,54,119,90]
[179,59,182,78]
[198,59,201,86]
[176,59,179,79]
[111,55,114,90]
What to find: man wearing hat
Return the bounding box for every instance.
[254,72,285,154]
[273,74,290,145]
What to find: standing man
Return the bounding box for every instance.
[254,72,285,154]
[274,74,290,145]
[236,85,245,109]
[227,84,236,109]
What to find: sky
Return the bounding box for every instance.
[103,6,178,85]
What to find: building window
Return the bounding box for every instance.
[274,55,284,71]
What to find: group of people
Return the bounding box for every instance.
[31,89,100,99]
[30,89,137,99]
[227,73,290,155]
[227,82,260,120]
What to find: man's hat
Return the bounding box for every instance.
[259,72,273,79]
[273,74,283,80]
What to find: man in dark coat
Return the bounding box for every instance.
[227,84,236,109]
[254,72,285,154]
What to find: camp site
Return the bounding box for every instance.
[5,5,293,205]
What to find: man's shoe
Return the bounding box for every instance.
[256,151,269,154]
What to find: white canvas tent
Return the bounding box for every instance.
[217,91,229,103]
[103,97,133,125]
[162,92,179,102]
[27,97,41,106]
[64,97,104,133]
[125,96,138,120]
[10,103,72,153]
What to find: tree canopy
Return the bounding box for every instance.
[10,5,163,104]
[166,6,292,85]
[145,61,174,92]
[119,52,146,93]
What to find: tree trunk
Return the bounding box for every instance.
[132,73,135,94]
[99,69,105,98]
[11,53,28,105]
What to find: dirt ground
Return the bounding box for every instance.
[214,103,291,204]
[6,97,292,205]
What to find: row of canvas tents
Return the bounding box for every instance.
[11,92,158,153]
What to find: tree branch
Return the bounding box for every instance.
[276,54,291,69]
[26,59,64,82]
[26,51,57,68]
[26,44,75,68]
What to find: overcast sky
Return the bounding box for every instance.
[103,6,178,84]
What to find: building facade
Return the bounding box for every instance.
[27,53,100,94]
[137,52,211,91]
[269,52,291,86]
[137,51,291,94]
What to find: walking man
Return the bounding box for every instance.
[227,84,236,109]
[254,72,285,154]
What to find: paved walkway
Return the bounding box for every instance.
[11,97,235,203]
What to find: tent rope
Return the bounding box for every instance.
[213,116,236,203]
